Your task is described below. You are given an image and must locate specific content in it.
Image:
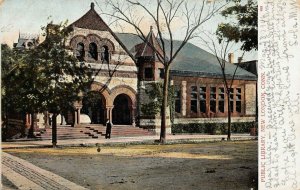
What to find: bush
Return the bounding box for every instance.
[172,122,257,134]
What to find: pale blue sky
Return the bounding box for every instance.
[0,0,257,61]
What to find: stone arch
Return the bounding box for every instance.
[86,34,102,46]
[81,91,107,125]
[112,94,132,125]
[110,85,137,107]
[90,82,111,107]
[70,35,88,50]
[101,38,115,52]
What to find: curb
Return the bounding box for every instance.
[2,136,257,149]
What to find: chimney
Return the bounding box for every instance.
[91,2,95,10]
[238,57,243,63]
[228,53,234,64]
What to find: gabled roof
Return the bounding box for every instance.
[134,26,164,59]
[116,33,257,81]
[70,3,110,31]
[234,60,257,76]
[69,3,135,61]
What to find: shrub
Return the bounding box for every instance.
[172,122,257,134]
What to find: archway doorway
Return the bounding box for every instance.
[112,94,132,125]
[82,91,105,124]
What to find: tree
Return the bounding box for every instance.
[1,22,93,146]
[102,0,228,143]
[216,0,257,51]
[199,31,246,140]
[1,44,25,139]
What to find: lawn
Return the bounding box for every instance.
[4,140,258,190]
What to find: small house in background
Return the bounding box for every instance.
[13,33,40,50]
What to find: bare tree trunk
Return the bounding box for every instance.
[227,92,231,141]
[28,112,35,138]
[52,113,57,147]
[160,65,170,143]
[2,110,8,141]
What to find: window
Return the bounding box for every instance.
[174,87,181,113]
[159,68,164,79]
[210,87,216,113]
[190,86,197,113]
[101,45,109,63]
[199,86,206,113]
[76,43,85,61]
[230,88,234,113]
[89,42,98,60]
[236,88,242,113]
[27,42,33,48]
[144,68,153,79]
[218,87,225,113]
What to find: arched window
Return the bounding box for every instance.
[76,43,85,61]
[89,42,98,60]
[101,45,109,63]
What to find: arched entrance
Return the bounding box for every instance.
[82,91,105,124]
[112,94,132,125]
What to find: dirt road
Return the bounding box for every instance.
[5,140,258,190]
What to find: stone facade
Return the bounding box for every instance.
[62,6,139,127]
[15,3,257,136]
[172,76,256,122]
[62,3,256,132]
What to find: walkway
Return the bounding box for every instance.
[2,134,256,149]
[1,152,87,190]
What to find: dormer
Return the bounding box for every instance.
[135,26,165,81]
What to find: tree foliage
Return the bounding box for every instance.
[216,0,257,51]
[1,21,93,138]
[141,83,174,116]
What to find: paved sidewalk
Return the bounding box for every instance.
[2,134,257,149]
[1,152,87,190]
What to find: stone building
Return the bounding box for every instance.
[13,3,257,135]
[13,33,40,50]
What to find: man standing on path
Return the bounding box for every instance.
[105,120,112,139]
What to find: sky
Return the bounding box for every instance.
[0,0,257,61]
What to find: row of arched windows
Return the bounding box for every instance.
[76,42,110,63]
[70,35,114,63]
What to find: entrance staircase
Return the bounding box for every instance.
[35,125,155,140]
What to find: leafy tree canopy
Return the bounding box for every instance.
[1,21,93,116]
[216,0,257,51]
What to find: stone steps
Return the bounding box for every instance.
[36,125,155,140]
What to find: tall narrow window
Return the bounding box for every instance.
[89,42,98,60]
[174,87,181,113]
[199,86,206,113]
[218,87,225,113]
[159,68,164,79]
[101,45,109,63]
[190,86,197,113]
[144,67,153,79]
[230,88,234,113]
[236,88,242,113]
[210,87,216,113]
[76,43,85,61]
